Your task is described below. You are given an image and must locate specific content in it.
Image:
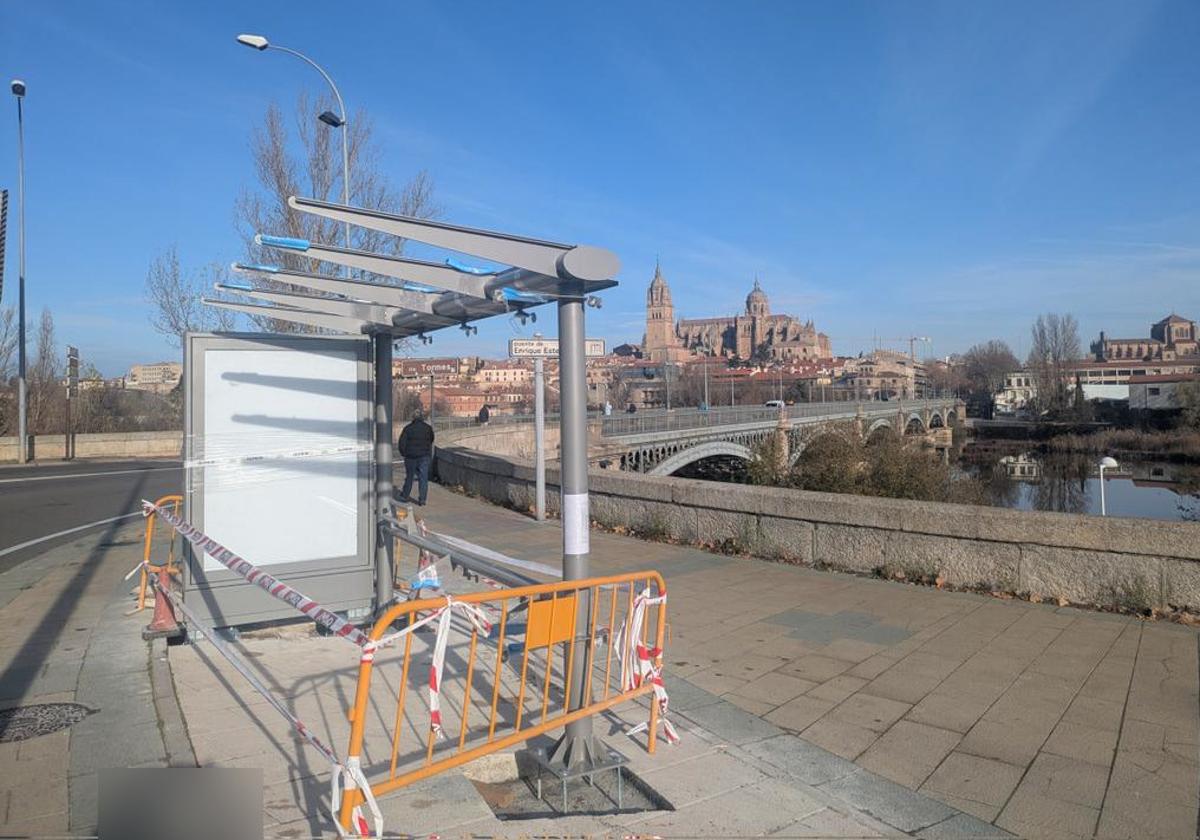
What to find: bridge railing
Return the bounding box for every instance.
[599,399,957,438]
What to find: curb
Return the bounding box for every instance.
[149,637,197,768]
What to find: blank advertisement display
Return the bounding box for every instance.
[184,333,374,627]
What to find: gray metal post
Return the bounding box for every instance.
[374,334,394,612]
[549,293,601,770]
[428,373,434,425]
[14,88,27,463]
[534,356,546,522]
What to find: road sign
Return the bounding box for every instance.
[509,337,605,358]
[66,346,79,398]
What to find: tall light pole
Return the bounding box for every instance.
[11,80,27,463]
[1098,456,1118,517]
[236,34,351,263]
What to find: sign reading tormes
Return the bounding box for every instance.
[509,338,606,358]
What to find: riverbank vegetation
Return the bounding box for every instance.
[1044,428,1200,462]
[748,424,986,504]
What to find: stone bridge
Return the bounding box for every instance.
[595,398,965,475]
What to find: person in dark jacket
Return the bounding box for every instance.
[398,409,435,506]
[477,404,490,425]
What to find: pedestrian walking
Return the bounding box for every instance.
[398,408,435,506]
[477,404,491,426]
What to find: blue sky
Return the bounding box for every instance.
[2,0,1198,375]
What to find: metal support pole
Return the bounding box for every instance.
[549,293,601,771]
[373,335,394,613]
[535,356,546,522]
[1099,463,1108,517]
[428,373,434,425]
[15,92,28,464]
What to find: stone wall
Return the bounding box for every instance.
[435,445,1200,611]
[0,431,182,462]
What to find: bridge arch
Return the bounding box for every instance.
[929,412,945,429]
[946,409,958,426]
[866,418,893,438]
[648,440,754,477]
[904,414,926,435]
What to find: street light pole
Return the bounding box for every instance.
[11,80,27,463]
[1098,456,1118,517]
[236,35,351,265]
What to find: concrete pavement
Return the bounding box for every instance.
[168,484,1198,838]
[0,514,190,834]
[1,476,1196,837]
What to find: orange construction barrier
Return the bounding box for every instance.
[337,570,669,831]
[129,494,182,614]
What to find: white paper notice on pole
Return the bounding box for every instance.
[562,493,590,555]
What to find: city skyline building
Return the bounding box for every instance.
[642,263,831,364]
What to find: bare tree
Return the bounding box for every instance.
[145,245,236,349]
[0,307,17,435]
[27,308,62,434]
[1028,313,1081,417]
[961,340,1020,417]
[235,94,441,332]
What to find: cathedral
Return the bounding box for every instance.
[643,263,831,364]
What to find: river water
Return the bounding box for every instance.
[674,444,1200,522]
[959,447,1199,523]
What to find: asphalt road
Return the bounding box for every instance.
[0,460,183,573]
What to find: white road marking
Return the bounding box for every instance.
[0,466,180,485]
[0,512,144,559]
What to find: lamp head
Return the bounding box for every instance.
[317,110,345,128]
[236,34,269,51]
[1100,456,1119,469]
[10,79,26,97]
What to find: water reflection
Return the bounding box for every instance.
[962,448,1200,522]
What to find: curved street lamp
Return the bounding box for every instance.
[11,79,27,463]
[1098,456,1118,517]
[236,34,351,260]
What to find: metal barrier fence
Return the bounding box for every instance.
[128,493,182,614]
[337,570,668,831]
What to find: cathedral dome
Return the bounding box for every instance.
[746,278,769,316]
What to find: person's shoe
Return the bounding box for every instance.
[416,499,427,507]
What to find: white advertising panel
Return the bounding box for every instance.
[197,344,365,571]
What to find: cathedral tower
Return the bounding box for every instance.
[644,261,679,361]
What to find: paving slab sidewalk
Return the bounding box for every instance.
[0,519,191,835]
[407,484,1199,839]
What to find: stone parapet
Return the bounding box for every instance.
[0,430,182,461]
[435,444,1200,611]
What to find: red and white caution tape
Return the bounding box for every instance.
[143,500,374,648]
[184,442,371,470]
[144,570,381,838]
[613,587,680,746]
[425,598,493,738]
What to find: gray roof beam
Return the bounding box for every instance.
[232,264,437,313]
[216,284,400,325]
[201,298,375,334]
[287,196,620,283]
[255,235,492,298]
